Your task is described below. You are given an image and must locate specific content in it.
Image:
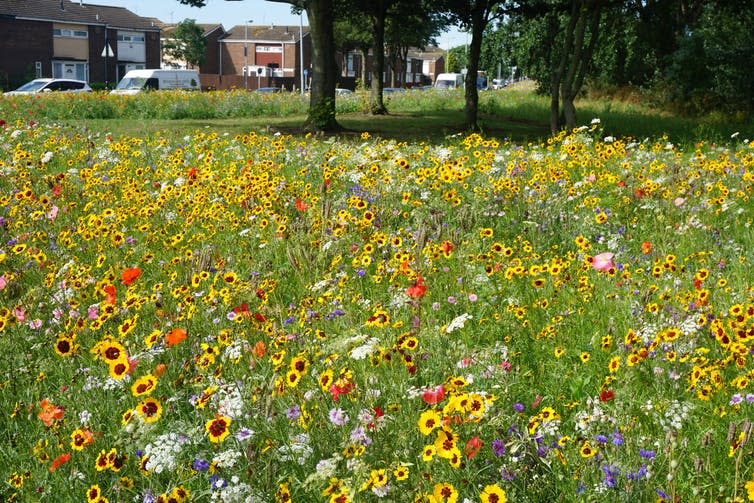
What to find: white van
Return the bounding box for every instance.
[434,73,464,90]
[111,69,200,94]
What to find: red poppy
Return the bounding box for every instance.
[441,241,454,254]
[52,184,62,197]
[599,389,615,402]
[329,382,354,402]
[121,267,142,286]
[165,328,187,347]
[295,198,309,211]
[187,167,197,179]
[406,275,428,299]
[49,452,71,473]
[422,385,446,405]
[464,436,483,460]
[104,284,116,305]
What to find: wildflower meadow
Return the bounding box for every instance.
[1,92,754,503]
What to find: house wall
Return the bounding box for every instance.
[87,25,117,85]
[201,29,223,74]
[0,19,53,88]
[53,23,89,60]
[220,41,246,75]
[145,31,160,69]
[116,30,146,63]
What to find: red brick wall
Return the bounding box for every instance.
[0,19,53,89]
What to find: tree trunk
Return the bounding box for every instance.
[550,1,579,134]
[560,0,602,131]
[305,0,340,131]
[464,8,485,129]
[369,2,388,114]
[359,46,369,90]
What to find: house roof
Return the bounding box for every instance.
[222,24,309,44]
[407,46,445,59]
[160,22,226,38]
[0,0,159,31]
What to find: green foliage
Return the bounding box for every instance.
[446,45,468,73]
[162,19,207,69]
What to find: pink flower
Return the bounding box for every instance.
[0,275,6,290]
[592,252,614,272]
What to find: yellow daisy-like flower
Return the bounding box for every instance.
[433,482,458,503]
[206,415,232,443]
[479,483,507,503]
[580,441,597,458]
[130,374,157,397]
[136,397,162,423]
[745,479,754,501]
[418,409,442,436]
[393,465,409,481]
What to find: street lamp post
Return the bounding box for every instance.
[299,12,304,96]
[244,19,253,91]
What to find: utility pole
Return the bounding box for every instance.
[244,20,253,90]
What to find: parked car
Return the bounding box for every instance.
[335,88,353,95]
[5,78,92,95]
[255,87,283,94]
[383,87,405,94]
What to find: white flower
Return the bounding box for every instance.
[41,151,53,163]
[591,118,601,124]
[445,313,472,333]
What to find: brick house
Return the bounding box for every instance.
[341,46,445,88]
[159,23,227,75]
[219,24,312,91]
[0,0,160,90]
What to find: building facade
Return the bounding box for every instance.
[0,0,160,90]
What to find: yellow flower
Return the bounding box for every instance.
[206,415,232,443]
[418,409,442,435]
[745,479,754,501]
[479,483,507,503]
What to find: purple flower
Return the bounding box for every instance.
[328,407,349,426]
[286,405,301,420]
[595,434,608,444]
[193,459,210,471]
[491,439,506,457]
[639,449,656,460]
[513,402,525,413]
[612,430,624,446]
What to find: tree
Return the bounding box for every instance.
[507,0,608,133]
[446,45,468,73]
[439,0,505,129]
[178,0,340,131]
[162,19,206,69]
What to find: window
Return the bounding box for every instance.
[52,61,88,82]
[117,34,145,42]
[53,28,88,38]
[35,61,42,78]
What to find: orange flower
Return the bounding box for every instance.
[38,399,64,426]
[464,436,483,460]
[103,284,117,305]
[641,241,652,254]
[121,267,142,286]
[165,328,187,347]
[295,198,309,211]
[406,275,428,299]
[154,363,167,377]
[252,341,267,358]
[49,452,71,473]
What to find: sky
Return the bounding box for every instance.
[87,0,468,49]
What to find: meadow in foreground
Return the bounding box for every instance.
[1,115,754,503]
